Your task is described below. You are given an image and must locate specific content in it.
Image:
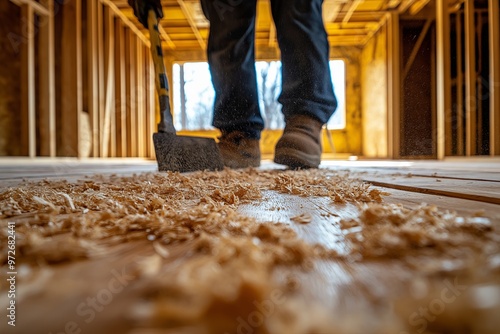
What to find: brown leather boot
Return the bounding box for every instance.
[218,131,261,168]
[274,115,323,169]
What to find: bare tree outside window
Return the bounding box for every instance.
[173,60,345,131]
[173,63,215,130]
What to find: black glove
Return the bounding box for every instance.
[128,0,163,29]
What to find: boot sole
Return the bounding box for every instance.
[274,147,320,169]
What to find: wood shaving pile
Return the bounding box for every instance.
[1,168,498,333]
[290,213,313,224]
[340,203,497,259]
[272,170,388,202]
[0,169,383,265]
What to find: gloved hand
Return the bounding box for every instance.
[128,0,163,29]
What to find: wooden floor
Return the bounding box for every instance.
[1,158,500,334]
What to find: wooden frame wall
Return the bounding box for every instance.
[10,0,157,158]
[405,0,500,159]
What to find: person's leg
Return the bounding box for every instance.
[270,0,337,124]
[270,0,337,168]
[200,0,263,139]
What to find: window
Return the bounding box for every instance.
[173,60,346,130]
[328,60,346,130]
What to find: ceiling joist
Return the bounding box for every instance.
[106,0,434,51]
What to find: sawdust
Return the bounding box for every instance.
[340,203,495,259]
[0,168,499,333]
[290,213,313,224]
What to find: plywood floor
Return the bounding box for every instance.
[1,158,500,334]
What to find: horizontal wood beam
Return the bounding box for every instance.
[10,0,49,16]
[323,1,342,23]
[409,0,432,15]
[398,0,417,13]
[158,25,176,49]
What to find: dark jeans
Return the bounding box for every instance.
[201,0,337,139]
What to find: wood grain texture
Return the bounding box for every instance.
[1,160,499,333]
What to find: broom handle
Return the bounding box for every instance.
[147,10,176,134]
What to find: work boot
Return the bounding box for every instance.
[274,115,323,169]
[218,131,261,168]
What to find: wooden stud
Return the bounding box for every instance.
[136,36,145,157]
[386,11,401,159]
[20,4,35,157]
[125,28,132,157]
[456,12,464,156]
[60,0,82,157]
[114,19,127,157]
[489,0,500,155]
[87,0,99,157]
[102,5,115,157]
[126,29,137,157]
[431,23,437,156]
[436,0,452,159]
[97,2,105,157]
[145,46,150,157]
[148,48,157,158]
[477,14,484,149]
[38,0,56,157]
[465,0,476,156]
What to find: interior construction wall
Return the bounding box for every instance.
[0,0,157,159]
[361,25,388,158]
[0,1,21,156]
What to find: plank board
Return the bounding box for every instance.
[1,160,499,333]
[361,174,500,204]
